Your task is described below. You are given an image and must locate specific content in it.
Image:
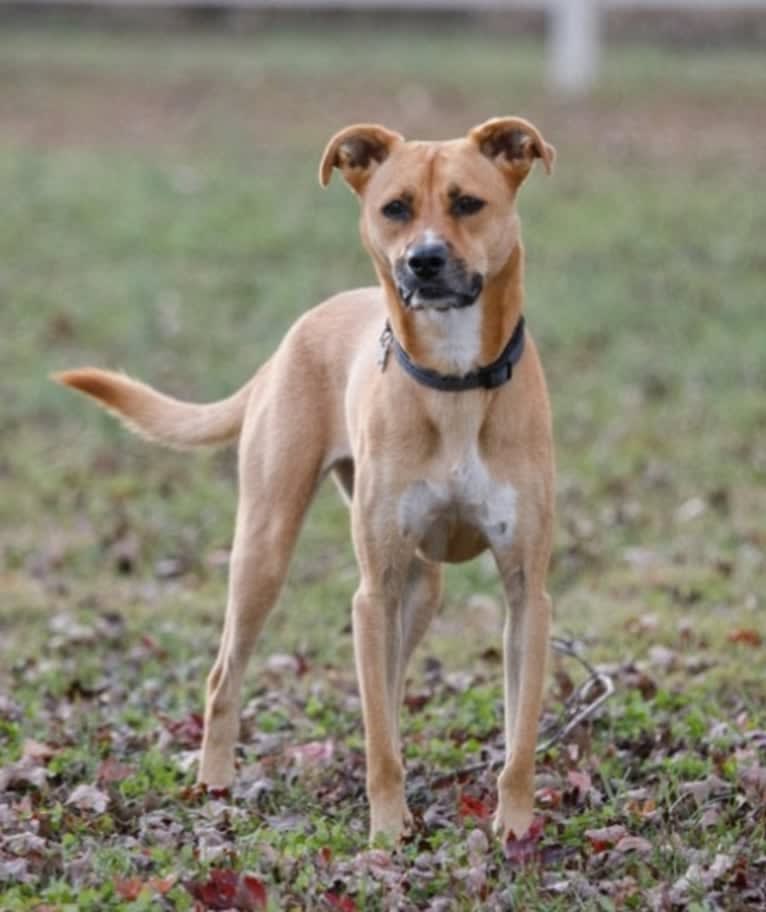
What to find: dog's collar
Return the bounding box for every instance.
[378,316,526,393]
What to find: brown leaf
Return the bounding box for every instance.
[21,740,56,764]
[727,628,762,647]
[626,797,657,818]
[147,874,177,895]
[403,692,431,711]
[97,756,135,784]
[114,877,144,901]
[536,786,563,809]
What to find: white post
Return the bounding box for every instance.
[549,0,601,94]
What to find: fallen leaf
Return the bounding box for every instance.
[536,786,563,809]
[325,891,358,912]
[66,784,109,814]
[585,825,627,853]
[679,774,729,805]
[466,827,489,857]
[97,756,135,784]
[504,816,545,867]
[727,628,762,647]
[239,873,268,910]
[21,740,56,763]
[187,868,238,910]
[403,692,431,711]
[708,853,735,881]
[615,835,653,855]
[0,760,48,792]
[286,739,335,768]
[626,797,657,818]
[114,877,144,901]
[160,712,205,748]
[147,874,177,895]
[567,769,592,803]
[699,807,721,828]
[739,765,766,800]
[458,793,492,821]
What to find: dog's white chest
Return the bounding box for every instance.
[414,305,482,375]
[397,449,517,561]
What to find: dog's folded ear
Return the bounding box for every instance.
[469,117,555,188]
[319,124,404,195]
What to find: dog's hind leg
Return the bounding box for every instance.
[198,399,325,789]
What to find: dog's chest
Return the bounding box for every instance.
[397,449,517,561]
[415,305,482,375]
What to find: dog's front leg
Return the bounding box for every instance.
[351,497,413,843]
[492,554,552,842]
[352,586,409,842]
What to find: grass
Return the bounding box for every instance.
[1,20,765,911]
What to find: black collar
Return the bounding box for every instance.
[382,316,526,393]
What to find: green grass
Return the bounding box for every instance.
[1,22,765,911]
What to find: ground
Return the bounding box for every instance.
[0,20,765,911]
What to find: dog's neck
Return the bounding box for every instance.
[384,243,524,377]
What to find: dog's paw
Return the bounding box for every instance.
[492,794,534,843]
[197,750,236,790]
[368,800,412,846]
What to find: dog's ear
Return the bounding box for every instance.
[468,117,555,188]
[319,123,404,195]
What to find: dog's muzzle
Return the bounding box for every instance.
[395,242,483,312]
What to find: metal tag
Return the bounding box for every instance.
[377,322,393,371]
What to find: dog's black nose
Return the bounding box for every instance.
[407,241,448,280]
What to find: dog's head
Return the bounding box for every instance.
[319,118,555,313]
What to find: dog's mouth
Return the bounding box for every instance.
[395,266,483,313]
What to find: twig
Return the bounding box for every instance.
[430,636,615,788]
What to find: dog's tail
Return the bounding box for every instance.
[52,368,252,448]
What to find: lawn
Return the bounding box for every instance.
[0,20,765,911]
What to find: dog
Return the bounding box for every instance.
[55,116,556,844]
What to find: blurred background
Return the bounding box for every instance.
[1,0,765,724]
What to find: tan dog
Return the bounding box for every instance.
[55,116,556,844]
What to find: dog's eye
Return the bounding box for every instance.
[381,199,411,222]
[452,195,486,217]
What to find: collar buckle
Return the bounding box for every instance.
[378,323,394,371]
